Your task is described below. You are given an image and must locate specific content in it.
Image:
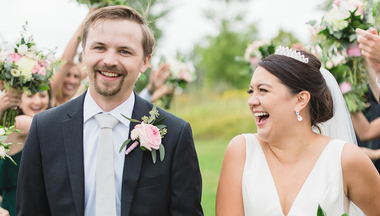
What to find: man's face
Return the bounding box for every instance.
[83,19,151,102]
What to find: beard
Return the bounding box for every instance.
[92,65,127,97]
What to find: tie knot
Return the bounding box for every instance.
[94,114,119,129]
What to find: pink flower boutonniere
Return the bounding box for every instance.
[119,105,167,163]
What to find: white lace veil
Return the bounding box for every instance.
[315,68,358,145]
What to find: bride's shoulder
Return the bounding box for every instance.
[224,134,258,160]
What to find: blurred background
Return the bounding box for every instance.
[0,0,335,215]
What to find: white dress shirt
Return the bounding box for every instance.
[83,90,134,216]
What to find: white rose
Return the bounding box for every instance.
[0,128,5,136]
[325,61,334,69]
[0,51,8,62]
[0,146,5,157]
[11,69,20,77]
[25,52,36,59]
[30,45,38,52]
[18,44,28,55]
[47,53,56,62]
[16,57,36,82]
[167,58,181,79]
[130,128,139,140]
[332,54,346,66]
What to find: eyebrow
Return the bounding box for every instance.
[249,83,272,88]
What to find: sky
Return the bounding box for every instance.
[0,0,326,63]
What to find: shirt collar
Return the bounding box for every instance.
[83,90,135,127]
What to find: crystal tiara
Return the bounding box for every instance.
[274,45,309,64]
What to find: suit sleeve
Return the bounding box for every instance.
[16,115,51,215]
[170,122,203,216]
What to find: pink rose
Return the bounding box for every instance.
[38,67,46,76]
[32,64,41,74]
[347,43,361,57]
[39,60,49,67]
[334,0,341,5]
[339,81,352,94]
[9,53,22,63]
[135,122,161,151]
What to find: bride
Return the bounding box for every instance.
[215,46,380,215]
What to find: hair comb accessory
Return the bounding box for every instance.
[274,45,309,64]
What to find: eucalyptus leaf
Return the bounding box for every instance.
[156,125,167,130]
[151,149,157,164]
[153,116,167,126]
[119,139,131,153]
[159,144,165,161]
[121,113,141,123]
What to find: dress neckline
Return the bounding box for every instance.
[254,136,335,216]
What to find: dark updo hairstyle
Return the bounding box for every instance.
[258,50,333,132]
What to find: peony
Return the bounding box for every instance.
[25,52,36,59]
[134,122,161,151]
[339,81,352,94]
[323,5,350,33]
[9,53,22,63]
[18,44,28,55]
[38,67,46,76]
[29,45,38,52]
[11,69,20,77]
[0,146,5,158]
[39,60,49,67]
[325,60,334,69]
[32,64,41,74]
[16,57,36,82]
[0,128,5,136]
[332,54,346,66]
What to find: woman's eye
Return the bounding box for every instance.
[259,88,268,92]
[246,89,253,94]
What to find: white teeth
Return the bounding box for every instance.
[254,112,269,117]
[100,71,118,77]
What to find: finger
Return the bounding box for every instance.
[370,28,377,35]
[357,36,371,47]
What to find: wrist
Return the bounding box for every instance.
[146,83,155,95]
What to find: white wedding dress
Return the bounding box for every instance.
[242,134,365,216]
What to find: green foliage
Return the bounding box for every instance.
[194,21,258,90]
[272,29,300,47]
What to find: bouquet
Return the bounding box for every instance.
[161,56,197,109]
[309,0,379,112]
[75,0,127,8]
[0,125,21,165]
[244,40,276,71]
[0,23,61,127]
[317,204,349,216]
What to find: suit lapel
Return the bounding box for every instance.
[63,93,86,216]
[121,92,152,216]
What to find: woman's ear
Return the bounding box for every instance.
[295,90,310,112]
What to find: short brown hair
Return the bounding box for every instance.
[82,5,155,58]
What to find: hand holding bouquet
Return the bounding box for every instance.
[0,23,61,126]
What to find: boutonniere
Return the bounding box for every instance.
[0,125,21,165]
[119,104,167,163]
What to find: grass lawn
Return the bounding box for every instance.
[165,89,257,216]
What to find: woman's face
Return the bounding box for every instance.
[21,91,49,117]
[62,65,81,98]
[247,66,298,141]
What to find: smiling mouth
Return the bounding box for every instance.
[254,112,269,123]
[99,71,121,77]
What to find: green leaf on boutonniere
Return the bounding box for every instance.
[159,144,165,162]
[317,205,327,216]
[155,125,167,130]
[121,114,141,123]
[153,116,166,126]
[151,149,157,164]
[119,139,131,153]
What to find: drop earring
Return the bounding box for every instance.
[296,110,303,121]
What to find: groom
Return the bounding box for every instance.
[16,6,203,216]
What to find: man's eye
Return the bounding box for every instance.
[121,50,129,54]
[96,47,104,50]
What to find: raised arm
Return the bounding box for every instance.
[50,9,96,98]
[215,135,246,216]
[351,112,380,141]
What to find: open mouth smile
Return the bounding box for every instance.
[254,112,269,125]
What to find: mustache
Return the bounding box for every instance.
[93,65,125,74]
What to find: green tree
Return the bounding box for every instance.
[193,0,258,90]
[272,29,300,47]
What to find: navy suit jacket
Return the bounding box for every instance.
[16,91,203,216]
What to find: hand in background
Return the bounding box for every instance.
[151,85,174,103]
[360,147,380,161]
[146,63,171,95]
[0,89,22,115]
[356,28,380,72]
[0,207,9,216]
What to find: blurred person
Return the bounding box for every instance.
[16,6,203,216]
[216,47,380,215]
[50,9,97,107]
[0,91,49,216]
